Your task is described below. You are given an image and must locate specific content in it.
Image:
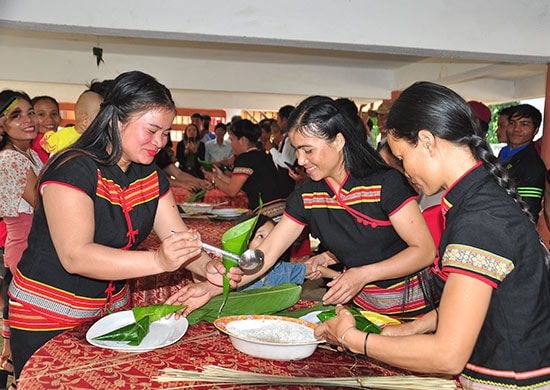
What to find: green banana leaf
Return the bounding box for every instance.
[218,199,263,314]
[186,188,207,202]
[132,304,185,323]
[316,307,382,334]
[93,316,150,346]
[187,283,301,325]
[93,304,185,346]
[198,159,213,172]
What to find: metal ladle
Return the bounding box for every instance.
[202,242,264,272]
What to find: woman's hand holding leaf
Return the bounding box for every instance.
[204,258,243,288]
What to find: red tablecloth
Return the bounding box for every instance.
[171,187,249,208]
[130,218,236,306]
[18,300,413,390]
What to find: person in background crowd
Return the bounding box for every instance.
[0,90,44,380]
[265,105,297,198]
[190,112,202,128]
[7,71,242,380]
[202,119,283,210]
[40,80,111,154]
[201,114,215,142]
[496,106,513,144]
[154,137,208,192]
[497,104,546,222]
[316,81,550,390]
[30,95,60,163]
[467,100,491,138]
[258,118,274,150]
[371,100,392,147]
[176,123,205,178]
[204,122,233,163]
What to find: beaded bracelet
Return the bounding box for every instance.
[363,332,370,356]
[340,326,355,351]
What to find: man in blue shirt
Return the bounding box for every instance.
[498,104,546,222]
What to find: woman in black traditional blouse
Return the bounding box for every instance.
[202,119,283,210]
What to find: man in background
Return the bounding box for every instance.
[204,122,233,163]
[498,104,546,222]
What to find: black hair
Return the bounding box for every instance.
[43,70,175,171]
[335,97,370,142]
[287,95,386,178]
[184,123,200,142]
[259,118,274,133]
[278,105,295,120]
[31,95,60,112]
[230,119,261,144]
[87,79,114,97]
[0,90,33,149]
[498,106,515,118]
[214,122,227,131]
[387,81,532,221]
[508,104,542,128]
[238,213,291,262]
[191,112,202,120]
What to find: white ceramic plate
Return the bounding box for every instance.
[299,310,322,325]
[86,310,188,353]
[209,208,248,217]
[179,202,215,215]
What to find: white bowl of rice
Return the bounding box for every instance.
[214,315,323,361]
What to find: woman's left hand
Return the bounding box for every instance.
[322,267,366,305]
[164,282,214,317]
[314,305,357,351]
[204,259,243,288]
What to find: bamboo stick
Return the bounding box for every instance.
[155,365,458,389]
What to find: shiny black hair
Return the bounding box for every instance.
[287,95,386,178]
[387,81,532,221]
[47,70,175,170]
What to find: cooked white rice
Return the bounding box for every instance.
[226,319,316,344]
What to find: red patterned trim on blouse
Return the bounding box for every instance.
[9,268,130,330]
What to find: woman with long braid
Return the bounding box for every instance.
[315,81,550,389]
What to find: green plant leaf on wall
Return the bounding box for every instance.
[93,46,104,67]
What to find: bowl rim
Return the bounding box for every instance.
[214,314,324,346]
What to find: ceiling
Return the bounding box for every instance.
[1,1,549,111]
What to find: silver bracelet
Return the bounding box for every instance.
[340,326,355,351]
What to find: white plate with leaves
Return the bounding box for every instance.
[86,310,188,353]
[209,208,248,218]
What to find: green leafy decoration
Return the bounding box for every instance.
[93,46,104,67]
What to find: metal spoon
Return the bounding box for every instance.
[202,242,264,272]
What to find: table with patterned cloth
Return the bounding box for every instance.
[130,218,237,306]
[17,299,415,390]
[171,187,249,209]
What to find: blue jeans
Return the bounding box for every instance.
[239,261,306,290]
